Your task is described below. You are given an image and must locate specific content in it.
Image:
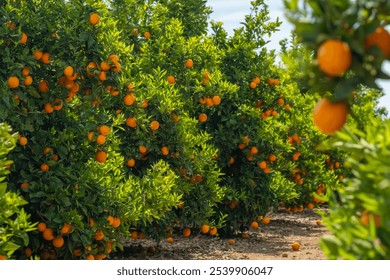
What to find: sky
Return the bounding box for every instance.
[207,0,390,112]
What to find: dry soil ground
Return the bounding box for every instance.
[113,209,329,260]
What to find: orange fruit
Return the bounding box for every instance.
[262,216,270,225]
[161,146,169,156]
[7,76,19,88]
[41,52,51,64]
[126,158,136,167]
[250,146,258,155]
[253,76,261,85]
[166,237,174,243]
[360,210,381,227]
[112,217,121,228]
[141,100,149,109]
[60,223,71,234]
[111,62,121,72]
[89,13,100,26]
[139,145,148,154]
[123,94,136,106]
[250,221,259,229]
[205,97,213,107]
[107,216,114,226]
[269,154,277,162]
[198,113,207,123]
[20,32,28,44]
[209,227,217,236]
[37,222,47,232]
[263,167,271,174]
[183,228,191,237]
[19,136,28,146]
[33,50,43,60]
[228,239,235,245]
[42,228,54,241]
[167,75,175,84]
[23,75,33,86]
[96,151,107,163]
[249,81,257,89]
[200,224,210,234]
[99,125,110,136]
[96,135,106,145]
[98,71,106,81]
[0,255,7,260]
[365,26,390,58]
[53,98,63,111]
[185,58,193,68]
[109,54,119,63]
[316,220,322,226]
[277,98,285,106]
[86,61,98,76]
[63,66,74,77]
[38,80,49,93]
[53,236,64,248]
[212,95,221,105]
[306,202,315,210]
[73,248,82,257]
[258,161,267,170]
[291,242,300,251]
[44,103,54,113]
[86,254,94,260]
[241,232,249,239]
[89,218,95,227]
[313,98,349,134]
[20,182,29,189]
[229,157,235,164]
[100,61,110,71]
[25,248,32,257]
[150,120,160,131]
[317,40,352,77]
[22,66,30,76]
[40,163,49,172]
[144,31,151,39]
[87,131,95,142]
[126,117,137,128]
[94,230,104,241]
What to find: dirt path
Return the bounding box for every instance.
[114,209,329,260]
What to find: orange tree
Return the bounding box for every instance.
[283,0,390,259]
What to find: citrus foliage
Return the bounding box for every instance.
[0,123,36,260]
[320,118,390,259]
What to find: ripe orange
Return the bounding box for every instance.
[316,220,322,226]
[306,202,315,210]
[53,98,63,111]
[60,223,71,234]
[19,136,28,146]
[63,66,74,77]
[38,80,49,93]
[241,232,249,239]
[317,40,352,77]
[107,216,114,226]
[277,98,285,106]
[89,218,95,227]
[53,236,64,248]
[150,120,160,131]
[141,100,149,109]
[23,75,33,86]
[291,242,300,251]
[112,62,121,72]
[98,71,106,81]
[139,145,148,154]
[7,76,19,88]
[109,54,119,63]
[313,98,349,134]
[94,230,104,241]
[206,97,213,107]
[360,210,381,227]
[183,228,191,237]
[123,94,136,106]
[269,154,277,162]
[112,217,121,228]
[167,75,175,85]
[228,239,235,245]
[198,113,207,123]
[229,157,235,164]
[365,26,390,58]
[100,61,110,71]
[37,222,47,232]
[20,32,28,44]
[42,228,54,241]
[200,224,210,234]
[262,216,270,225]
[212,95,221,105]
[185,58,193,68]
[22,66,30,76]
[144,31,151,39]
[86,254,94,260]
[126,158,136,167]
[97,126,109,137]
[250,221,259,229]
[96,151,107,163]
[89,13,100,26]
[0,255,7,260]
[166,237,174,243]
[96,135,106,145]
[41,52,51,64]
[25,248,32,257]
[209,227,217,236]
[253,76,261,85]
[44,103,54,113]
[249,81,257,89]
[161,146,169,156]
[33,50,43,60]
[126,117,137,128]
[20,182,29,189]
[86,61,98,76]
[258,161,267,170]
[40,163,49,172]
[250,146,258,154]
